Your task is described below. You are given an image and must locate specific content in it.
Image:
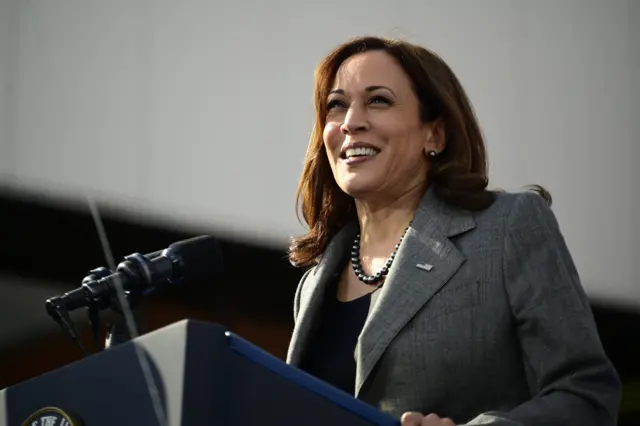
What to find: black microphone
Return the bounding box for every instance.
[45,235,223,318]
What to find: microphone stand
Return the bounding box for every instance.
[103,283,146,349]
[104,308,145,349]
[82,267,113,352]
[45,297,89,357]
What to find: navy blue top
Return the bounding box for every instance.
[299,275,373,396]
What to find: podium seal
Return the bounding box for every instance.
[22,406,83,426]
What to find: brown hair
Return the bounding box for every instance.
[289,36,547,267]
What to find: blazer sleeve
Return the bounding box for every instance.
[465,192,621,426]
[293,267,313,324]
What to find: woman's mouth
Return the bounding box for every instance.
[341,147,380,165]
[340,145,380,165]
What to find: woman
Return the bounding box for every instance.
[286,36,621,426]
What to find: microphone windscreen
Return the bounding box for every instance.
[169,235,223,283]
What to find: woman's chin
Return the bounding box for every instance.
[337,178,382,200]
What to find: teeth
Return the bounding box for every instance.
[345,147,378,158]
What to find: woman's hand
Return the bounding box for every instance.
[401,412,455,426]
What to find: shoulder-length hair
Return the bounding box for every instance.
[289,36,545,268]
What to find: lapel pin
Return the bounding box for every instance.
[416,263,433,271]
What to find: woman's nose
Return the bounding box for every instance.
[340,105,369,135]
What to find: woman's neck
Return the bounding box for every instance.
[355,183,425,248]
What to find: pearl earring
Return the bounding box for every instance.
[426,149,438,158]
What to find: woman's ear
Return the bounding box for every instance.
[423,118,446,156]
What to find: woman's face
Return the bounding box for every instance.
[323,50,439,203]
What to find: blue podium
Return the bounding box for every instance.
[0,320,399,426]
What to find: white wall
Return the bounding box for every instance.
[0,0,16,180]
[1,0,638,308]
[630,0,640,308]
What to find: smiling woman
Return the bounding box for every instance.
[291,38,496,270]
[286,36,621,426]
[324,51,438,205]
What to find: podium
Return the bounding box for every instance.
[0,320,400,426]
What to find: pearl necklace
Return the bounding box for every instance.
[350,224,411,285]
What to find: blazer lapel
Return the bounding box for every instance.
[354,190,476,397]
[286,221,358,366]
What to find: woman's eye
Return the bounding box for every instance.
[370,96,392,105]
[327,99,346,110]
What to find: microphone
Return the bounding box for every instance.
[45,235,223,319]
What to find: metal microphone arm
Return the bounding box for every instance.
[45,297,89,356]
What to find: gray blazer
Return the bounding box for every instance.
[286,189,621,425]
